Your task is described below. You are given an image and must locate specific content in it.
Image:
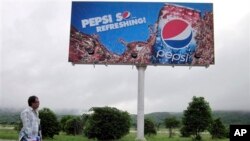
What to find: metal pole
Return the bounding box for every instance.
[136,66,147,141]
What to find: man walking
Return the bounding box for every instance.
[19,96,42,141]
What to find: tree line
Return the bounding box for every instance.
[11,96,232,141]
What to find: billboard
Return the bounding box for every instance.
[69,2,214,66]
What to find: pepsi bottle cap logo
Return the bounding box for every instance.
[161,19,193,49]
[122,11,131,19]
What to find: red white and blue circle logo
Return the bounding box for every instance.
[161,19,193,49]
[122,11,131,19]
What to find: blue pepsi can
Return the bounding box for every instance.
[152,3,214,65]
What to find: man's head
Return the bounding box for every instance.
[28,95,40,110]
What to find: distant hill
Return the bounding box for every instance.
[213,111,250,126]
[130,111,250,127]
[130,112,181,127]
[0,107,86,125]
[0,108,21,125]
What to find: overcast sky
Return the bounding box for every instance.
[0,0,249,114]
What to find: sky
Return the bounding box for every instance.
[0,0,249,114]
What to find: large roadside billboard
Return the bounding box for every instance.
[69,2,214,66]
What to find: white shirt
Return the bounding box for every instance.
[19,107,40,140]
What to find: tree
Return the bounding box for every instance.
[144,118,157,136]
[84,107,131,140]
[155,122,161,131]
[180,126,191,137]
[14,118,22,132]
[39,108,60,138]
[209,118,227,139]
[165,117,180,138]
[64,116,83,135]
[81,113,89,126]
[60,115,74,132]
[182,96,212,140]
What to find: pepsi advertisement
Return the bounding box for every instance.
[69,2,214,66]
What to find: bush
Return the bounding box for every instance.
[64,117,83,135]
[194,134,202,141]
[39,108,60,138]
[209,118,227,139]
[14,119,22,131]
[60,115,74,132]
[84,107,131,140]
[180,126,191,137]
[144,118,157,136]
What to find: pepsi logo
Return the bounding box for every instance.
[161,19,193,49]
[122,11,131,19]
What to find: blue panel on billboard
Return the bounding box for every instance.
[69,2,214,66]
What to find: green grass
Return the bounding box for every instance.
[0,128,229,141]
[0,129,18,140]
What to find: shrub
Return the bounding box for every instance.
[39,108,60,138]
[144,118,157,136]
[84,107,131,140]
[64,117,83,135]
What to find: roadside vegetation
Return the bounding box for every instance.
[1,96,249,141]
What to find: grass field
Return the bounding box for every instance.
[0,128,229,141]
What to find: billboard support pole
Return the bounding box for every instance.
[136,66,147,141]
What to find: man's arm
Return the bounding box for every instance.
[20,110,32,137]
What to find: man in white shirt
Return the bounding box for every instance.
[19,96,42,141]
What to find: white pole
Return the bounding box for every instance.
[136,66,147,141]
